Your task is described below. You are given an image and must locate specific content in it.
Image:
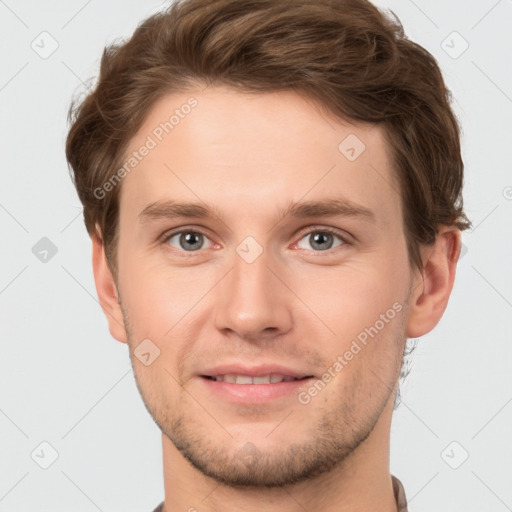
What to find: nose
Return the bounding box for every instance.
[213,243,293,342]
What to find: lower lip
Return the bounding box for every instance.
[199,376,314,403]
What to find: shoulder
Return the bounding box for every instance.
[391,474,409,512]
[151,501,164,512]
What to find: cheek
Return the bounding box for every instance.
[118,254,216,346]
[291,257,407,345]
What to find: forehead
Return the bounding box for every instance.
[119,86,401,228]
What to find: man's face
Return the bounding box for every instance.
[113,86,415,486]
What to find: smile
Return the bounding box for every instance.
[202,374,308,384]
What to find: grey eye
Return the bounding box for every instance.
[167,231,211,251]
[296,231,344,251]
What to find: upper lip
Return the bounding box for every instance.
[199,363,313,379]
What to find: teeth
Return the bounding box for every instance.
[235,375,253,384]
[211,374,300,384]
[253,375,271,384]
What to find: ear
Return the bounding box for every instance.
[406,226,462,338]
[91,233,128,344]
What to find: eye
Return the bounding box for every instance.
[161,226,349,255]
[165,230,213,252]
[295,228,347,252]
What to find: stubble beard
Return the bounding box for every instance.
[120,300,407,489]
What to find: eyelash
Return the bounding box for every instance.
[160,226,351,257]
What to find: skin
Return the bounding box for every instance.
[92,85,461,512]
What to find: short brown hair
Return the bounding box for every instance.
[65,0,471,273]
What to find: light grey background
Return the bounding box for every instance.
[1,1,511,510]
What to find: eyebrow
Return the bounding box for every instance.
[137,197,376,224]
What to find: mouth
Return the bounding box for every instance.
[197,366,315,403]
[201,374,312,384]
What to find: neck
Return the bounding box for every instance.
[160,392,398,512]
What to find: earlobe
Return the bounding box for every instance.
[405,227,461,339]
[91,234,128,344]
